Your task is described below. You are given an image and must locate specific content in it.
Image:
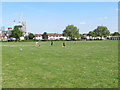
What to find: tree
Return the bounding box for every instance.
[63,25,80,40]
[93,26,110,38]
[80,34,87,40]
[112,32,120,36]
[10,26,23,41]
[88,31,93,37]
[42,32,48,40]
[28,33,35,39]
[87,31,93,40]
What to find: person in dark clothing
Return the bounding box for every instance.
[62,42,66,47]
[51,41,53,46]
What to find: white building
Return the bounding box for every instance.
[86,35,107,40]
[34,33,69,40]
[34,34,42,40]
[20,36,25,40]
[47,33,67,40]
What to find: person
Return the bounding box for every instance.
[38,40,41,46]
[36,42,39,46]
[62,42,66,47]
[51,41,53,46]
[36,41,40,46]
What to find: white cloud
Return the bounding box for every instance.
[98,16,108,20]
[103,16,108,19]
[80,22,86,24]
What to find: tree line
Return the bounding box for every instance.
[10,25,119,41]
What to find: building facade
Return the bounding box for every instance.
[34,33,69,40]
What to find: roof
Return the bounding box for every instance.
[46,33,58,35]
[46,33,62,36]
[35,33,63,37]
[110,36,120,37]
[35,34,42,37]
[8,27,12,30]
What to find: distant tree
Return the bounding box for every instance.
[92,31,97,37]
[80,34,87,40]
[93,26,110,38]
[112,32,120,36]
[28,33,35,39]
[88,31,93,37]
[10,26,23,41]
[63,25,80,40]
[87,31,93,40]
[42,32,48,40]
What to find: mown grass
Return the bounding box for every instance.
[2,40,118,88]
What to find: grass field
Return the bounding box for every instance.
[2,40,118,88]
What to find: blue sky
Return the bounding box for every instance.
[2,2,118,34]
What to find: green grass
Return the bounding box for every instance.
[2,40,118,88]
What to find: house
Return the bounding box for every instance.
[85,33,108,40]
[47,33,68,40]
[20,36,25,41]
[34,34,42,40]
[109,36,120,40]
[34,33,69,40]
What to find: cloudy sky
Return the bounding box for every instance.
[2,2,118,34]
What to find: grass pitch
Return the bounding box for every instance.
[2,40,118,88]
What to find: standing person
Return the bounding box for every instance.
[35,40,40,46]
[38,41,40,46]
[38,40,41,46]
[36,42,39,46]
[62,42,66,47]
[51,41,53,46]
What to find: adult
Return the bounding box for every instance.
[62,42,66,47]
[36,41,40,46]
[51,41,53,46]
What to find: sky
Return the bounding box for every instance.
[2,2,118,34]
